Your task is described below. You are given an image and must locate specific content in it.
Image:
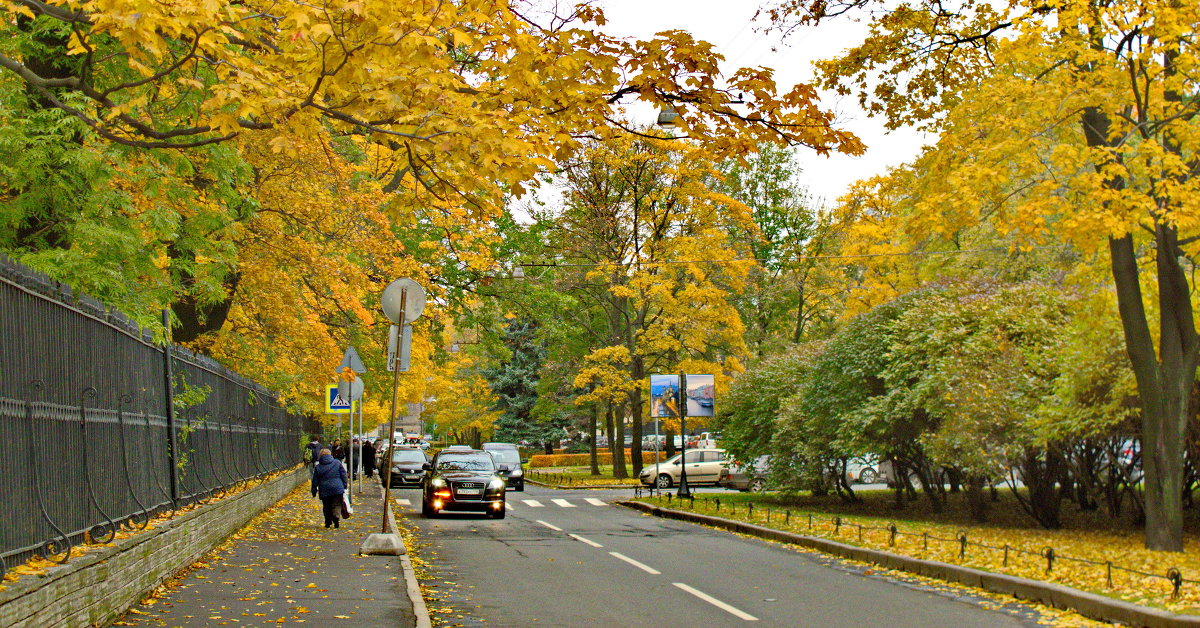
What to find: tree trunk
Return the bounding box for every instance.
[965,476,988,523]
[589,403,600,476]
[611,402,628,479]
[630,356,645,475]
[1108,232,1193,550]
[604,403,615,470]
[792,282,805,343]
[665,427,676,457]
[1082,104,1195,551]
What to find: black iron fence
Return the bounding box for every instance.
[639,490,1196,602]
[0,255,319,575]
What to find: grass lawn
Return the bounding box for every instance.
[636,488,1200,614]
[528,465,643,486]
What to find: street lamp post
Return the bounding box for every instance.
[678,372,691,499]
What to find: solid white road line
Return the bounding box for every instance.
[672,583,759,621]
[551,498,576,508]
[537,520,563,531]
[608,552,661,575]
[568,534,603,548]
[584,498,607,506]
[523,499,545,507]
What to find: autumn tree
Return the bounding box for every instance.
[552,132,753,477]
[765,0,1200,548]
[715,143,843,354]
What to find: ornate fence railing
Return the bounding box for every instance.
[0,255,318,576]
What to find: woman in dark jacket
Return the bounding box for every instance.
[311,449,348,528]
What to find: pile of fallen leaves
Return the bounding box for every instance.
[642,492,1200,614]
[0,467,296,590]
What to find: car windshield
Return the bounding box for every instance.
[437,455,494,472]
[487,449,520,464]
[392,449,425,463]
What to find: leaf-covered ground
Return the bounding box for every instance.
[113,481,413,626]
[639,489,1200,615]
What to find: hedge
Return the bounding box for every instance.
[529,451,665,468]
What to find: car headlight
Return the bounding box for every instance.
[488,478,506,489]
[510,468,523,477]
[431,478,447,488]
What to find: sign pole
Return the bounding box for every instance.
[678,371,690,498]
[381,290,406,533]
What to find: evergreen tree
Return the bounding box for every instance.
[484,318,560,449]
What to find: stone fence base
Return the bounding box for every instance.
[0,467,308,628]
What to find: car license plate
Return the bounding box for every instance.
[406,475,421,480]
[457,488,481,495]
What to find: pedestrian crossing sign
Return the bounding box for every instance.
[325,384,352,414]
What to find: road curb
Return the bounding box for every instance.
[384,500,431,628]
[618,500,1200,628]
[525,478,636,490]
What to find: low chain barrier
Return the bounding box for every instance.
[635,490,1194,603]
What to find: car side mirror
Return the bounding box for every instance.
[498,463,512,472]
[422,462,431,471]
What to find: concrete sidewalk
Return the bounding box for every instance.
[114,479,418,627]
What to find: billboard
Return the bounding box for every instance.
[685,374,715,417]
[650,374,680,418]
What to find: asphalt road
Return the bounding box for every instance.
[396,484,1061,627]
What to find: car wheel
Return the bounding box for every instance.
[421,500,435,518]
[860,468,878,484]
[750,478,766,493]
[515,481,524,492]
[656,474,673,489]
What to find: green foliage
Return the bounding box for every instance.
[717,343,823,463]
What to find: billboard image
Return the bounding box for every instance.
[650,374,680,418]
[685,374,715,417]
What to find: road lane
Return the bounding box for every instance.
[401,484,1056,627]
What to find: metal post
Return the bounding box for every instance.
[678,372,690,498]
[161,309,179,507]
[381,291,406,533]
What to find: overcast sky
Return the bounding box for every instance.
[594,0,929,207]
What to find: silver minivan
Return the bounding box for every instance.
[639,448,727,488]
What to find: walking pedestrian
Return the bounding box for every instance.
[349,438,361,479]
[311,448,348,528]
[362,437,377,478]
[331,439,347,463]
[304,436,322,466]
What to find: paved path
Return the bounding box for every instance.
[115,480,414,627]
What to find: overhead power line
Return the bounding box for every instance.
[517,245,1046,269]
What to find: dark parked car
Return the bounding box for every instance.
[422,447,507,518]
[482,442,525,491]
[383,446,429,488]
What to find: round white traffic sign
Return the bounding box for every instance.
[381,278,426,324]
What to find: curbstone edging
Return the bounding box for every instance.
[618,500,1200,628]
[385,500,431,628]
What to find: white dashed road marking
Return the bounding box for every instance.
[609,552,661,575]
[523,499,545,507]
[536,520,562,531]
[584,498,607,506]
[673,583,758,621]
[395,499,411,506]
[568,534,603,548]
[551,499,575,508]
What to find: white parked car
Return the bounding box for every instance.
[845,456,881,484]
[639,449,728,488]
